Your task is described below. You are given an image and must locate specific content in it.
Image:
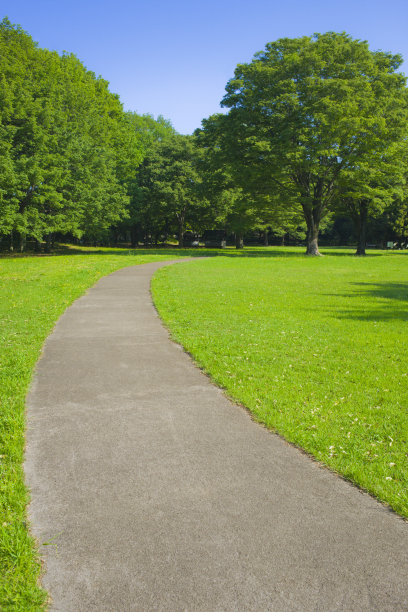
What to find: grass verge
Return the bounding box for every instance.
[152,249,408,518]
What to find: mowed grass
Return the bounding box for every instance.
[152,249,408,518]
[0,246,210,610]
[1,245,407,608]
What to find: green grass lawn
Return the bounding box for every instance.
[1,244,407,609]
[0,246,210,610]
[152,248,408,519]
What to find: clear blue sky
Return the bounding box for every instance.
[3,0,408,134]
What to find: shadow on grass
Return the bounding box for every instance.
[351,282,408,302]
[60,247,310,258]
[0,245,305,259]
[43,244,309,258]
[1,243,399,260]
[332,282,408,322]
[0,243,388,259]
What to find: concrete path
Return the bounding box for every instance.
[26,260,408,611]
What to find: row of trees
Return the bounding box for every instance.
[0,18,180,251]
[0,18,134,250]
[196,32,408,255]
[128,32,408,255]
[1,21,408,254]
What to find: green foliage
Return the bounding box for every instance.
[390,198,408,242]
[212,32,408,253]
[196,119,305,244]
[3,20,407,250]
[125,112,175,156]
[153,250,408,518]
[335,140,408,253]
[0,18,146,248]
[130,134,208,244]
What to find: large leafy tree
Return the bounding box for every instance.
[131,134,205,246]
[197,112,305,247]
[220,32,408,254]
[116,113,176,245]
[195,127,257,247]
[335,142,407,254]
[0,18,144,249]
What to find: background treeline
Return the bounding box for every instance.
[1,20,408,254]
[0,18,177,251]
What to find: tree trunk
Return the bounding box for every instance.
[305,218,322,255]
[302,187,325,255]
[235,233,244,249]
[9,231,14,252]
[130,226,138,248]
[178,222,184,247]
[355,201,368,256]
[19,233,26,253]
[45,233,54,253]
[281,234,285,246]
[264,230,269,246]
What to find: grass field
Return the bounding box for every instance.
[152,249,408,519]
[1,245,407,609]
[0,246,207,610]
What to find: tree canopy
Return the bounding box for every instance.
[129,134,209,246]
[216,32,408,254]
[0,18,146,249]
[1,21,408,253]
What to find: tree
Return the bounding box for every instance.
[195,126,257,248]
[220,32,408,254]
[196,112,305,248]
[390,200,408,245]
[0,18,144,249]
[116,113,176,245]
[335,142,407,254]
[131,134,204,246]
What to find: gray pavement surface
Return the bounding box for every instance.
[25,260,408,611]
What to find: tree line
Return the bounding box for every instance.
[0,18,175,251]
[1,20,408,254]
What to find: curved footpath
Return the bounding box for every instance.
[26,260,408,611]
